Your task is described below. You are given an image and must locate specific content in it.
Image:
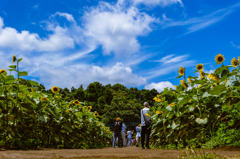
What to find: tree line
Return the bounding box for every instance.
[35,81,159,125]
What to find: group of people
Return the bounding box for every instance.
[112,101,151,149]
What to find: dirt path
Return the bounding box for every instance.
[1,146,240,159]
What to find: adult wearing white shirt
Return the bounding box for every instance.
[141,102,151,149]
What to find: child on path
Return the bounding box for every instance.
[127,128,134,146]
[135,123,141,147]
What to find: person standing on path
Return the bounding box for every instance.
[121,122,127,147]
[141,102,152,149]
[135,123,141,147]
[112,128,116,148]
[113,117,122,148]
[127,128,134,146]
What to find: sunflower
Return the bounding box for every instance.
[212,75,220,82]
[231,57,239,68]
[87,106,92,111]
[40,97,49,102]
[157,95,160,97]
[187,78,193,83]
[174,85,178,89]
[73,100,80,105]
[200,71,205,79]
[156,111,163,114]
[238,56,240,62]
[84,101,86,105]
[94,112,99,117]
[0,69,7,75]
[153,97,157,101]
[12,55,17,63]
[178,66,185,76]
[196,64,204,71]
[145,113,151,117]
[106,130,110,133]
[157,98,163,102]
[51,86,60,94]
[207,74,213,79]
[180,80,188,89]
[67,105,70,108]
[197,85,203,88]
[215,54,225,64]
[172,91,175,94]
[169,103,175,107]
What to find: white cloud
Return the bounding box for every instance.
[81,1,158,56]
[132,0,183,7]
[53,12,76,23]
[0,16,74,52]
[144,81,175,92]
[31,62,147,89]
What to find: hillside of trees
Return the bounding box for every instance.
[34,81,159,126]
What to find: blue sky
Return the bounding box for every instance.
[0,0,239,92]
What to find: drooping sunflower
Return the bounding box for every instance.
[200,71,205,79]
[231,57,239,68]
[40,97,49,102]
[94,112,99,117]
[169,103,175,107]
[87,106,92,111]
[73,100,80,105]
[67,105,70,108]
[156,111,163,114]
[196,64,204,71]
[145,113,151,117]
[212,75,220,82]
[12,55,17,63]
[51,86,60,94]
[0,69,7,75]
[187,78,193,83]
[180,80,188,89]
[178,66,185,76]
[69,110,73,114]
[215,54,225,64]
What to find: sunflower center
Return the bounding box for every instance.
[53,88,58,91]
[218,57,223,62]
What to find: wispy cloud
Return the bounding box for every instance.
[231,41,240,49]
[132,0,183,7]
[151,54,188,64]
[143,54,196,79]
[163,2,240,34]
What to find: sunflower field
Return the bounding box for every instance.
[149,54,240,149]
[0,55,112,149]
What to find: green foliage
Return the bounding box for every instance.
[150,59,240,149]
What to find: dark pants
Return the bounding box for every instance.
[141,125,151,148]
[114,131,122,147]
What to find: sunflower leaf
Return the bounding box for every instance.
[9,65,16,69]
[18,71,28,76]
[17,58,22,62]
[28,80,39,86]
